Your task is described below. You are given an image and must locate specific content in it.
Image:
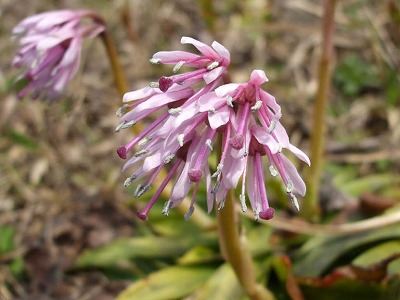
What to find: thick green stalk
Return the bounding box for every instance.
[303,0,337,221]
[217,190,275,300]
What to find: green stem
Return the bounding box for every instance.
[217,190,275,300]
[303,0,337,221]
[100,30,130,98]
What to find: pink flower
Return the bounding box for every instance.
[117,38,309,221]
[150,36,230,92]
[209,70,310,219]
[12,10,105,99]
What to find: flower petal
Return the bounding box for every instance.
[181,36,218,59]
[152,51,200,64]
[215,83,240,97]
[208,105,230,129]
[281,154,306,196]
[203,66,224,84]
[211,41,230,61]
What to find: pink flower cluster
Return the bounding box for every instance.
[12,10,104,99]
[117,37,310,221]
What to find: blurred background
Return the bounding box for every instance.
[0,0,399,299]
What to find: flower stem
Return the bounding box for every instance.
[217,190,275,300]
[303,0,337,221]
[99,26,213,229]
[99,30,130,98]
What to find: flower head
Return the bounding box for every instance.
[117,38,309,221]
[12,10,105,99]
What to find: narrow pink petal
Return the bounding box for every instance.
[249,69,269,85]
[208,106,230,129]
[223,154,246,189]
[152,51,200,64]
[170,162,191,201]
[281,155,306,196]
[215,83,240,97]
[135,88,193,111]
[260,90,282,118]
[252,126,280,153]
[36,11,78,31]
[273,122,290,147]
[198,93,224,112]
[142,152,162,172]
[211,41,230,61]
[123,87,155,102]
[181,36,218,59]
[36,35,72,51]
[288,144,311,166]
[203,66,224,84]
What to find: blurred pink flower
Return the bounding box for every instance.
[117,38,309,221]
[12,10,104,99]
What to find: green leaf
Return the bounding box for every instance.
[292,225,400,277]
[5,130,38,150]
[116,266,213,300]
[193,264,244,300]
[340,174,400,197]
[352,241,400,268]
[301,279,385,300]
[75,235,215,269]
[0,226,15,254]
[388,258,400,276]
[178,246,219,265]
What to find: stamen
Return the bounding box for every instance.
[123,120,137,129]
[173,61,185,73]
[205,139,213,151]
[168,107,182,115]
[177,134,185,147]
[138,137,151,147]
[254,212,260,221]
[290,194,300,211]
[134,185,150,198]
[184,206,195,221]
[207,61,219,70]
[269,165,278,177]
[208,107,216,113]
[211,163,223,178]
[239,194,247,212]
[124,173,138,187]
[115,122,126,132]
[149,81,159,88]
[164,154,175,164]
[251,100,263,112]
[149,58,161,64]
[278,145,283,153]
[286,179,293,193]
[134,149,148,157]
[162,200,172,216]
[212,180,221,194]
[268,120,276,133]
[218,199,225,210]
[226,95,234,107]
[116,104,129,117]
